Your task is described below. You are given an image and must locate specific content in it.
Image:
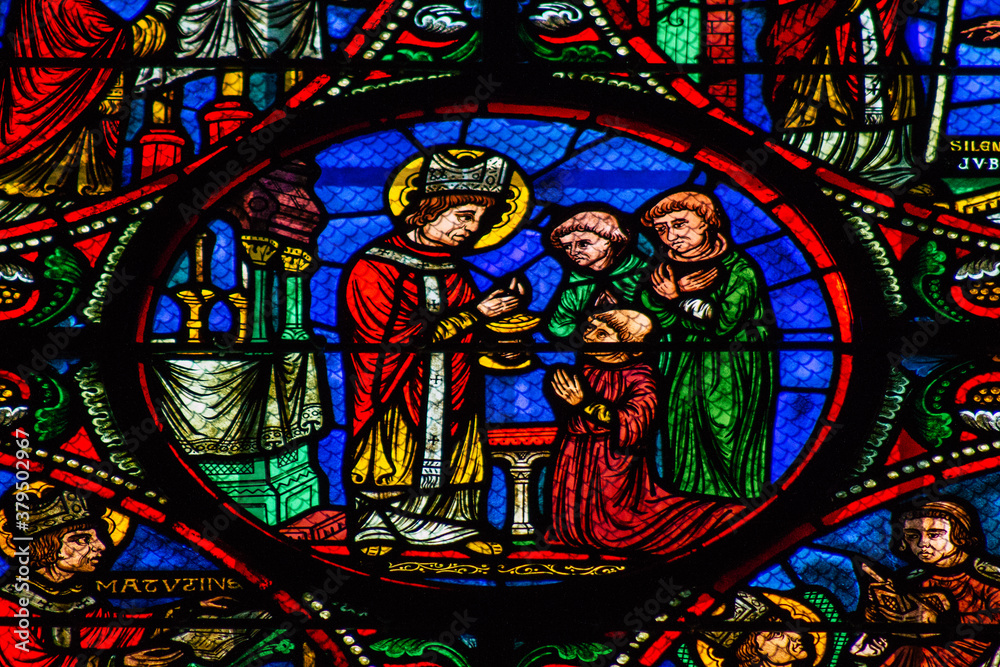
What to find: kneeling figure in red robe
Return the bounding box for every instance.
[547,308,742,554]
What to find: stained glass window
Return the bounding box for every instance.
[5,1,1000,666]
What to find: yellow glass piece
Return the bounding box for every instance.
[280,246,315,273]
[226,291,250,344]
[284,70,305,91]
[175,288,217,343]
[485,313,540,334]
[583,403,612,424]
[240,236,280,267]
[222,70,245,97]
[131,14,166,58]
[479,355,532,371]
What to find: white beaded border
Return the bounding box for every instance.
[31,446,164,503]
[834,441,1000,499]
[298,595,373,664]
[820,187,989,247]
[0,197,157,255]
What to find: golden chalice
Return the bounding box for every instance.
[480,313,540,371]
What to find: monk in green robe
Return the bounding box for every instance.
[639,190,776,499]
[546,206,648,341]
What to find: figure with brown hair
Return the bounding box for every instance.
[547,309,742,553]
[639,189,776,499]
[850,498,1000,667]
[342,149,526,556]
[0,486,189,667]
[546,205,648,340]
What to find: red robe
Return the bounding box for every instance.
[0,584,147,667]
[344,233,483,487]
[549,361,742,554]
[0,0,129,197]
[343,233,488,545]
[762,0,916,127]
[870,559,1000,667]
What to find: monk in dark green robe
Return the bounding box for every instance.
[639,190,776,499]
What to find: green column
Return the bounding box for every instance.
[251,268,271,343]
[279,246,315,341]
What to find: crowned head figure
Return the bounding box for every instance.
[2,486,109,584]
[699,593,814,667]
[402,149,515,250]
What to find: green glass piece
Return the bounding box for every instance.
[251,267,270,343]
[32,373,69,442]
[517,24,612,62]
[281,274,309,341]
[372,638,471,667]
[657,1,701,82]
[912,241,966,323]
[19,246,84,328]
[198,443,320,525]
[641,251,775,498]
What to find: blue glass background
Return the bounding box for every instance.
[145,117,842,538]
[304,117,840,511]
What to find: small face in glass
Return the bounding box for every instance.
[55,528,107,575]
[420,205,487,246]
[581,317,635,363]
[755,631,808,666]
[651,209,710,256]
[582,318,619,345]
[903,517,960,565]
[557,230,614,271]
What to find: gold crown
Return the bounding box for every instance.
[20,489,93,536]
[702,592,773,648]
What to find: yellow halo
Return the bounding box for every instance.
[0,481,131,558]
[694,643,725,667]
[694,592,827,667]
[386,148,532,251]
[762,592,826,667]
